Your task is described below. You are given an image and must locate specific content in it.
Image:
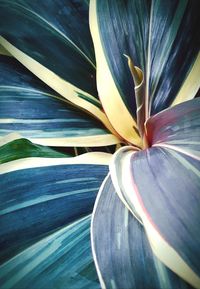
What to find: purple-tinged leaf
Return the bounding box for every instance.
[110,99,200,288]
[91,175,192,289]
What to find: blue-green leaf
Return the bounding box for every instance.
[0,162,108,263]
[91,175,191,289]
[0,2,117,132]
[0,216,100,289]
[0,151,109,288]
[91,0,200,118]
[0,55,119,146]
[0,0,96,97]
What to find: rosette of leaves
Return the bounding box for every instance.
[0,1,199,289]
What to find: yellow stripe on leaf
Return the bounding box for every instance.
[89,0,142,147]
[0,36,117,136]
[171,52,200,106]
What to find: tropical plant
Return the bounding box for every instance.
[0,0,199,288]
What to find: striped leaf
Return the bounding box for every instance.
[0,215,100,289]
[146,98,200,151]
[89,0,141,146]
[90,0,200,145]
[0,55,119,146]
[0,151,109,288]
[91,175,191,289]
[0,1,115,132]
[0,133,118,162]
[110,99,200,288]
[0,0,95,96]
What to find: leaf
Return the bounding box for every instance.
[0,133,117,161]
[0,44,11,56]
[91,0,200,123]
[0,150,109,288]
[89,0,141,147]
[0,0,96,95]
[0,144,111,176]
[146,98,200,151]
[0,137,71,164]
[0,55,119,146]
[0,216,100,289]
[0,2,115,132]
[91,175,191,289]
[110,99,200,288]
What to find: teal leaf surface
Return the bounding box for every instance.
[0,149,108,288]
[0,216,100,289]
[0,55,114,146]
[0,0,97,97]
[0,162,108,263]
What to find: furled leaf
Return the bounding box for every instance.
[89,0,141,146]
[0,55,119,146]
[90,0,200,143]
[0,149,109,288]
[110,99,200,288]
[91,175,191,289]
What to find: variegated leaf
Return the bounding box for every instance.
[90,0,200,145]
[0,55,119,146]
[91,175,191,289]
[110,99,200,288]
[0,148,109,288]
